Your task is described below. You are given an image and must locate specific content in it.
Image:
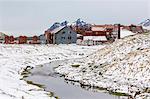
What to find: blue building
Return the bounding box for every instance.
[39,34,47,44]
[45,26,77,44]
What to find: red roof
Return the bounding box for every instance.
[92,24,117,31]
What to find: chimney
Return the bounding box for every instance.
[118,24,121,39]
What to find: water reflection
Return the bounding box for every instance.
[25,61,129,99]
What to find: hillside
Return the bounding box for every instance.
[139,19,150,30]
[55,32,150,99]
[0,44,102,99]
[0,32,7,39]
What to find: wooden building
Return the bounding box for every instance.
[39,34,47,44]
[45,26,77,44]
[18,36,27,44]
[122,25,144,33]
[81,25,114,43]
[29,36,40,44]
[4,36,15,44]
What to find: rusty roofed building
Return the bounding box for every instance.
[82,25,115,43]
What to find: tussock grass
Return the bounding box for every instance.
[26,80,44,88]
[71,64,80,68]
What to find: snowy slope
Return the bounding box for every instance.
[0,44,104,99]
[143,26,150,30]
[120,29,136,38]
[139,19,150,30]
[0,32,7,39]
[55,32,150,99]
[140,19,150,27]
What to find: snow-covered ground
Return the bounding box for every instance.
[55,33,150,99]
[120,29,136,38]
[1,31,150,99]
[143,26,150,30]
[0,44,104,99]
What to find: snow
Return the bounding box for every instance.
[50,26,65,34]
[0,30,149,99]
[55,32,150,99]
[139,19,150,30]
[0,44,103,99]
[77,34,83,37]
[143,26,150,30]
[139,19,150,27]
[83,36,107,41]
[0,32,6,40]
[120,29,136,38]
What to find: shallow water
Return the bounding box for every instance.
[25,60,127,99]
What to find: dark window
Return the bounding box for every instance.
[68,36,71,39]
[62,31,65,34]
[61,37,65,39]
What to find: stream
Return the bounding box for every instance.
[25,60,128,99]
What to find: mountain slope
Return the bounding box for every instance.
[139,19,150,30]
[0,32,7,39]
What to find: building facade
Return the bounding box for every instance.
[39,34,47,44]
[45,26,77,44]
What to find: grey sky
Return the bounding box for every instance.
[0,0,149,36]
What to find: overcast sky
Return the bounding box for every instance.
[0,0,149,36]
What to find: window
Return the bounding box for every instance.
[62,31,65,34]
[61,37,65,39]
[68,36,71,39]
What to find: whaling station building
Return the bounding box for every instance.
[45,26,77,44]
